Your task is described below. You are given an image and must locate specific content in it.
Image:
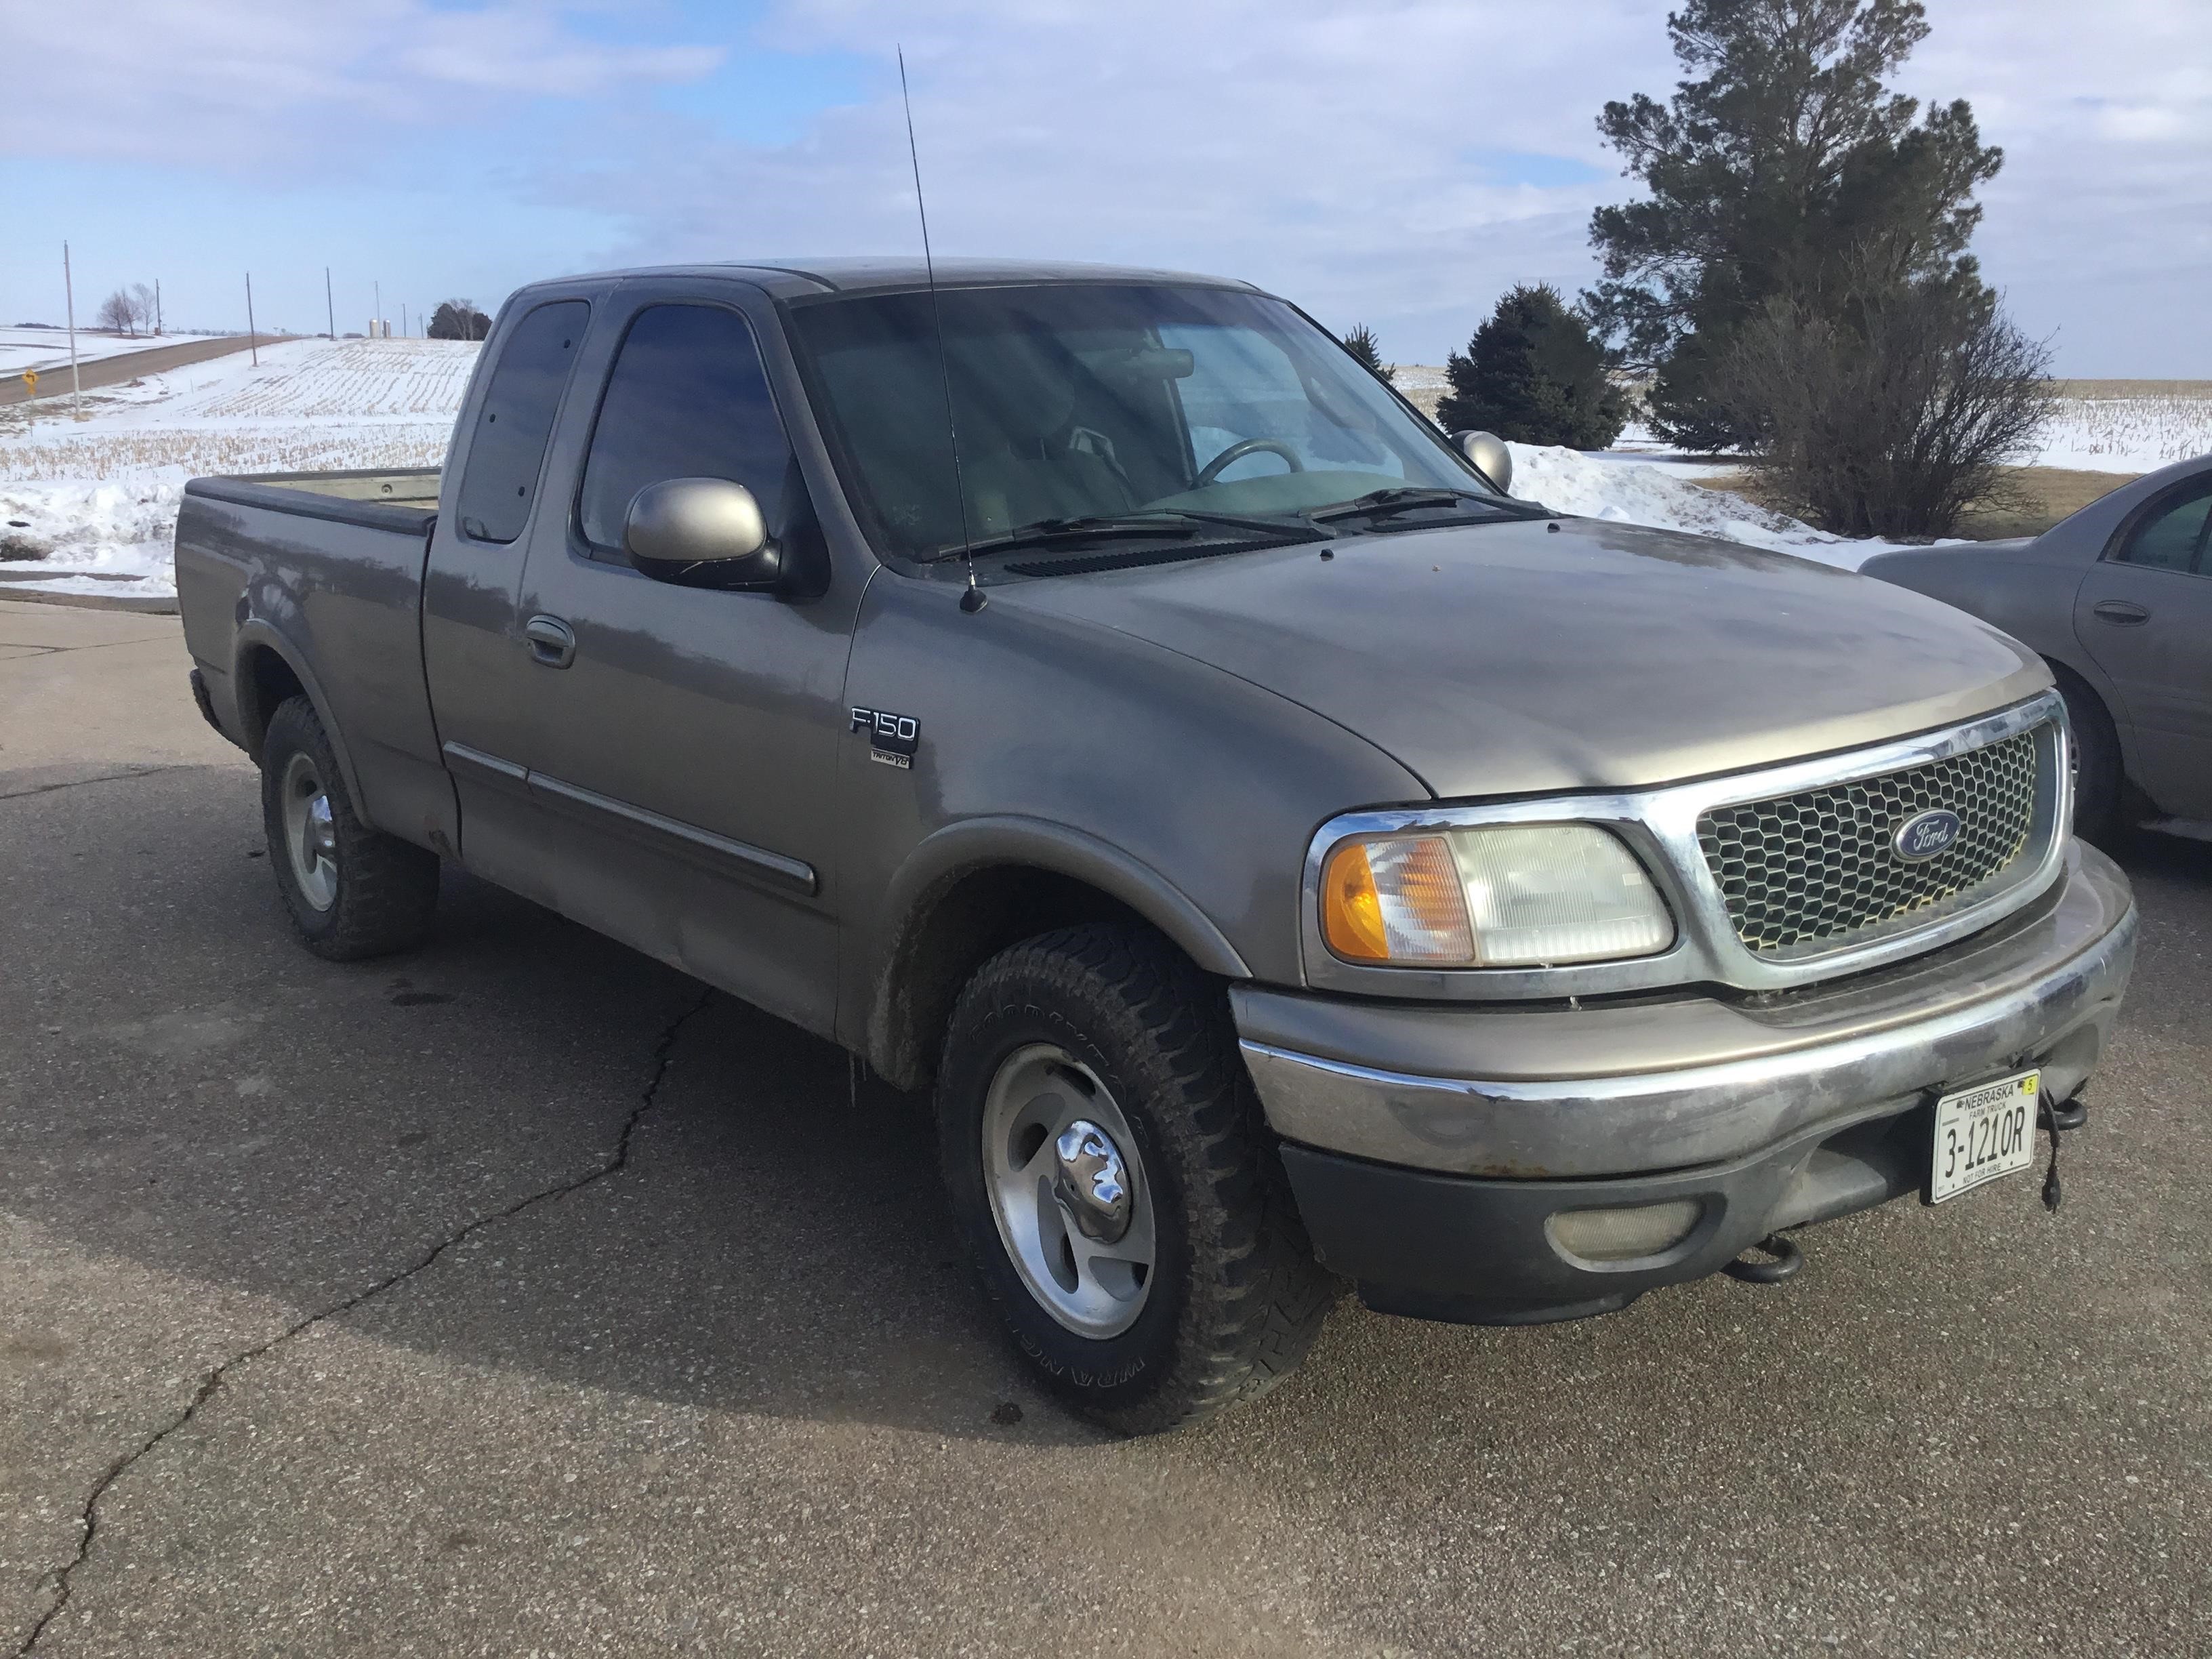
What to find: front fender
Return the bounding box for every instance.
[886,815,1251,980]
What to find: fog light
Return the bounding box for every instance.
[1547,1200,1704,1263]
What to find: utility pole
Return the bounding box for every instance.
[155,278,163,335]
[245,272,259,366]
[325,268,335,340]
[62,241,83,420]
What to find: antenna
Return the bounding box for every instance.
[897,46,983,612]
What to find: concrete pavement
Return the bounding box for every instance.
[3,598,2207,1656]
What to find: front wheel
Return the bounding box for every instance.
[936,924,1337,1433]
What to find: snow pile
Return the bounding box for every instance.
[0,472,188,598]
[0,337,473,600]
[1506,442,1885,568]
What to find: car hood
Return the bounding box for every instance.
[1000,515,2050,800]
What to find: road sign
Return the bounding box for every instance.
[21,369,36,396]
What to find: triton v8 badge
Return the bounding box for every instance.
[851,706,920,769]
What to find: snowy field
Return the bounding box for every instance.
[0,337,474,598]
[2036,382,2212,472]
[3,343,2206,603]
[0,326,226,376]
[1391,367,2212,477]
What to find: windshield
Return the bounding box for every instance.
[788,282,1494,561]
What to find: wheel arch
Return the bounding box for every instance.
[863,817,1252,1090]
[231,624,374,826]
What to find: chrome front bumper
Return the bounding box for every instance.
[1237,842,2135,1181]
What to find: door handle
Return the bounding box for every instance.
[2091,600,2150,626]
[524,614,577,668]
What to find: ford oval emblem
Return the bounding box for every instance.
[1893,808,1963,863]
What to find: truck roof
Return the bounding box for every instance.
[508,258,1261,304]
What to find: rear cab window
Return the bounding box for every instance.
[454,299,590,544]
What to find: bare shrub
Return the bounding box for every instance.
[1719,269,2054,538]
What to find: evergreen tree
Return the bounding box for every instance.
[1437,284,1626,449]
[1340,323,1389,377]
[1584,0,2001,451]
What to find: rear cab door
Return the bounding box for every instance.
[424,287,598,885]
[497,274,873,1034]
[2072,470,2212,818]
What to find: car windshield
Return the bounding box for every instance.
[788,281,1498,562]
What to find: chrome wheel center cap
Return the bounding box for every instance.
[1052,1119,1132,1244]
[306,796,337,860]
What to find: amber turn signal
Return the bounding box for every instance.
[1319,835,1475,964]
[1320,840,1390,961]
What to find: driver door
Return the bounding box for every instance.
[506,282,865,1035]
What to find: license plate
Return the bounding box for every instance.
[1928,1069,2039,1204]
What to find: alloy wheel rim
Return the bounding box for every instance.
[979,1042,1156,1338]
[281,752,339,912]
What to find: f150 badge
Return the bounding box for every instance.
[851,706,920,769]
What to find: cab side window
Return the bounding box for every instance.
[577,304,799,559]
[2116,481,2212,576]
[454,300,588,544]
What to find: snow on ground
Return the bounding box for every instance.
[0,326,226,376]
[0,337,474,598]
[1504,442,1896,569]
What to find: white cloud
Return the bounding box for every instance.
[3,0,2207,371]
[1,0,722,165]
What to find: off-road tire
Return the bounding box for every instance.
[2054,665,2123,846]
[260,695,439,960]
[937,923,1338,1433]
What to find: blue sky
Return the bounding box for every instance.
[4,0,2207,373]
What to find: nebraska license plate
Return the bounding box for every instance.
[1928,1070,2039,1204]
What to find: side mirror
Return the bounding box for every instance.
[1450,430,1513,495]
[623,478,782,590]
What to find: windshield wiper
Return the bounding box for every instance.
[1304,486,1536,525]
[923,509,1317,562]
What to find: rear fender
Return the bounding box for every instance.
[232,619,376,832]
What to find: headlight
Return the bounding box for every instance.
[1320,823,1674,968]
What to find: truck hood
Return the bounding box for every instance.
[1002,515,2049,800]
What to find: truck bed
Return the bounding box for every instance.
[182,466,442,534]
[176,464,456,857]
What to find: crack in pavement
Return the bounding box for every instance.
[0,766,196,802]
[10,983,718,1658]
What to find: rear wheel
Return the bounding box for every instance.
[936,924,1337,1433]
[259,696,440,960]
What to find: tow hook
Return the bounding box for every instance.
[2039,1091,2089,1212]
[1725,1233,1803,1284]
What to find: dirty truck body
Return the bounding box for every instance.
[175,260,2137,1429]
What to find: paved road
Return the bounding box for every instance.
[0,336,278,407]
[3,598,2207,1658]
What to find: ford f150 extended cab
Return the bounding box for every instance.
[176,260,2137,1433]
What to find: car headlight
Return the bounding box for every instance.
[1319,823,1675,968]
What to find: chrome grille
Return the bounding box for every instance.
[1696,727,2043,956]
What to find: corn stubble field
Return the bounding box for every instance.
[2043,380,2212,469]
[0,337,474,485]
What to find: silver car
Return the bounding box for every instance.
[1862,454,2212,842]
